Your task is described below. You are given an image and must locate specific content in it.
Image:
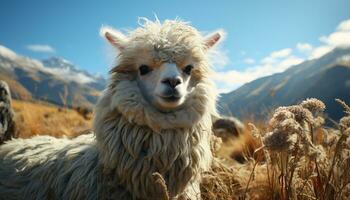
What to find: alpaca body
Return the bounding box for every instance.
[0,111,212,199]
[0,134,101,200]
[0,19,222,199]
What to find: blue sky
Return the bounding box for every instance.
[1,0,350,92]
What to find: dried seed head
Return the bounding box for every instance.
[275,118,302,134]
[313,116,325,128]
[300,98,326,113]
[308,145,329,165]
[269,109,295,128]
[263,130,297,152]
[248,123,260,139]
[323,129,340,147]
[344,128,350,137]
[210,134,222,155]
[286,105,314,124]
[336,99,350,115]
[340,116,350,131]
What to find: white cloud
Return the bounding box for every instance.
[261,48,292,64]
[319,31,350,47]
[21,58,95,84]
[213,55,304,92]
[215,18,350,93]
[309,45,334,59]
[297,43,313,52]
[243,58,255,64]
[337,19,350,31]
[261,56,276,64]
[208,48,230,69]
[0,45,18,59]
[26,44,55,53]
[270,48,292,58]
[43,67,95,84]
[309,19,350,59]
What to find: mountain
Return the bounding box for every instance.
[219,47,350,122]
[0,45,107,108]
[42,57,107,91]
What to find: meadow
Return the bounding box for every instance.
[9,98,350,200]
[12,100,92,139]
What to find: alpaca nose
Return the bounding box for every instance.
[161,77,182,88]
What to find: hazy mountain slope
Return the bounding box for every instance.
[219,48,350,122]
[0,45,106,108]
[42,57,107,90]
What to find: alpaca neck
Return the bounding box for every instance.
[93,75,216,198]
[94,111,212,198]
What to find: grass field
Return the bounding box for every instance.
[200,98,350,200]
[7,99,350,200]
[12,100,92,138]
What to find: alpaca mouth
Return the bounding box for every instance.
[155,94,184,111]
[159,95,181,102]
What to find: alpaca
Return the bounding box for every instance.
[0,19,222,199]
[212,117,244,140]
[0,81,16,144]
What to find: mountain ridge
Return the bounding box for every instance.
[219,47,350,122]
[0,45,107,108]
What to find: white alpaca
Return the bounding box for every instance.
[0,19,222,199]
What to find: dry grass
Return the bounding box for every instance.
[215,130,262,165]
[12,100,92,138]
[9,98,350,199]
[200,98,350,200]
[147,98,350,199]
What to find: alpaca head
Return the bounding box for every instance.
[101,19,223,112]
[0,81,11,104]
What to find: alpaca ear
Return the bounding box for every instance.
[204,30,225,49]
[100,26,128,51]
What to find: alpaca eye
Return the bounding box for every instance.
[183,65,194,75]
[139,65,152,76]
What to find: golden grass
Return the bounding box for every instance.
[215,131,260,165]
[8,98,350,199]
[199,98,350,200]
[12,100,92,138]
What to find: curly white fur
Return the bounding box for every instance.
[0,19,220,200]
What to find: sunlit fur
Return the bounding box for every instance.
[0,19,220,199]
[105,19,217,112]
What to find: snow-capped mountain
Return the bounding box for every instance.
[0,44,107,108]
[42,56,107,90]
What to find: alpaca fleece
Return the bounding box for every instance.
[0,19,218,199]
[0,81,16,144]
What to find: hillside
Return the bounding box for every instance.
[0,45,106,108]
[12,100,92,138]
[219,47,350,122]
